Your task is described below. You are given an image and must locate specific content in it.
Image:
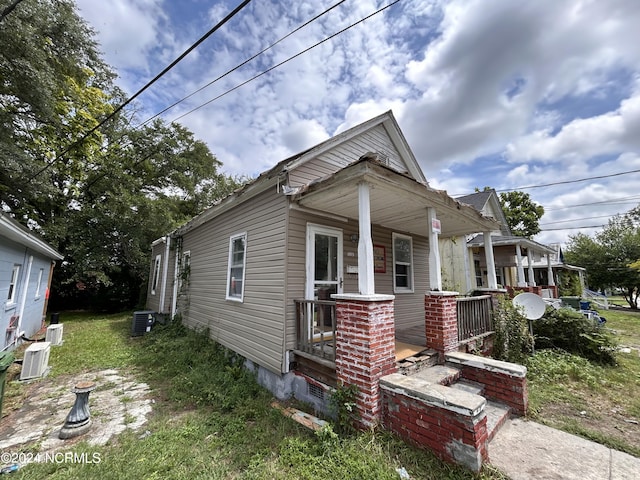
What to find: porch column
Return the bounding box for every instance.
[425,291,459,362]
[333,294,396,428]
[547,255,555,286]
[483,232,498,289]
[357,182,375,295]
[515,244,526,287]
[527,249,536,286]
[427,207,442,291]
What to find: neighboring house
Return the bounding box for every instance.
[1,212,63,351]
[524,243,586,295]
[146,111,499,404]
[441,189,557,296]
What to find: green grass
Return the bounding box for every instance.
[10,313,505,480]
[526,308,640,457]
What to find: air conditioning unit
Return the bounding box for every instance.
[45,324,64,346]
[20,342,51,380]
[131,311,155,337]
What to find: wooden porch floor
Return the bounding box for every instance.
[395,324,426,346]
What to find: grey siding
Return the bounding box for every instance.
[179,187,288,374]
[146,241,172,313]
[284,208,429,351]
[289,125,409,186]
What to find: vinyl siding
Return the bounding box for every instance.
[288,125,409,186]
[0,238,55,347]
[284,208,429,351]
[179,187,288,374]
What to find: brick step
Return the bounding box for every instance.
[410,364,461,386]
[450,379,485,396]
[485,401,511,442]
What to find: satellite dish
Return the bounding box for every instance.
[513,292,546,320]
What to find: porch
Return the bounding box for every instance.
[293,293,495,378]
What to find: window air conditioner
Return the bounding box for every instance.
[45,324,64,346]
[20,342,51,380]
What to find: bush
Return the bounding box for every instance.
[533,307,617,365]
[492,295,534,364]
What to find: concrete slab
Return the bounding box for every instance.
[489,418,640,480]
[0,369,153,462]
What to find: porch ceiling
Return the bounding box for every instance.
[292,159,498,237]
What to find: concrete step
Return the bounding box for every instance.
[485,401,511,442]
[411,364,461,386]
[450,379,485,396]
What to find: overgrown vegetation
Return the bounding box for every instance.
[328,382,360,435]
[525,309,640,457]
[533,307,617,365]
[11,312,504,479]
[492,295,533,363]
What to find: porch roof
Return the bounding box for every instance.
[468,234,555,255]
[290,158,499,238]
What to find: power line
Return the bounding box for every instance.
[27,0,254,182]
[171,0,400,123]
[540,224,606,232]
[540,214,615,226]
[544,195,640,212]
[494,168,640,193]
[80,0,367,191]
[139,0,349,127]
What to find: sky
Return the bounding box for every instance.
[74,0,640,247]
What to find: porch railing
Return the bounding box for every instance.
[294,299,337,362]
[456,295,494,342]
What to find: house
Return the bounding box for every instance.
[1,212,63,351]
[441,189,558,297]
[524,243,586,295]
[147,111,502,395]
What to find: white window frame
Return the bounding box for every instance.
[392,233,414,293]
[226,232,247,302]
[35,268,44,299]
[151,254,162,295]
[7,265,20,304]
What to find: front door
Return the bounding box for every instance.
[306,224,343,334]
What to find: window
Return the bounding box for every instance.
[151,255,161,295]
[392,233,413,293]
[35,268,44,298]
[474,260,483,287]
[7,265,20,304]
[226,233,247,301]
[179,251,191,291]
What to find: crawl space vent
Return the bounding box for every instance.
[307,382,325,400]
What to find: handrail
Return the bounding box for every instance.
[294,299,337,362]
[456,295,493,342]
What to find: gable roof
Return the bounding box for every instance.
[0,213,63,260]
[175,111,427,235]
[456,189,510,235]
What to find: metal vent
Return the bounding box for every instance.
[307,382,325,400]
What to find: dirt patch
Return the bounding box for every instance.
[539,396,640,454]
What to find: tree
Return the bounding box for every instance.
[1,0,245,310]
[565,211,640,309]
[499,191,544,238]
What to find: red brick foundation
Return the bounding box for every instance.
[425,291,459,361]
[334,294,396,427]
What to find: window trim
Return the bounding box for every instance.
[35,268,44,299]
[226,232,247,302]
[392,233,414,293]
[151,254,162,295]
[7,265,20,304]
